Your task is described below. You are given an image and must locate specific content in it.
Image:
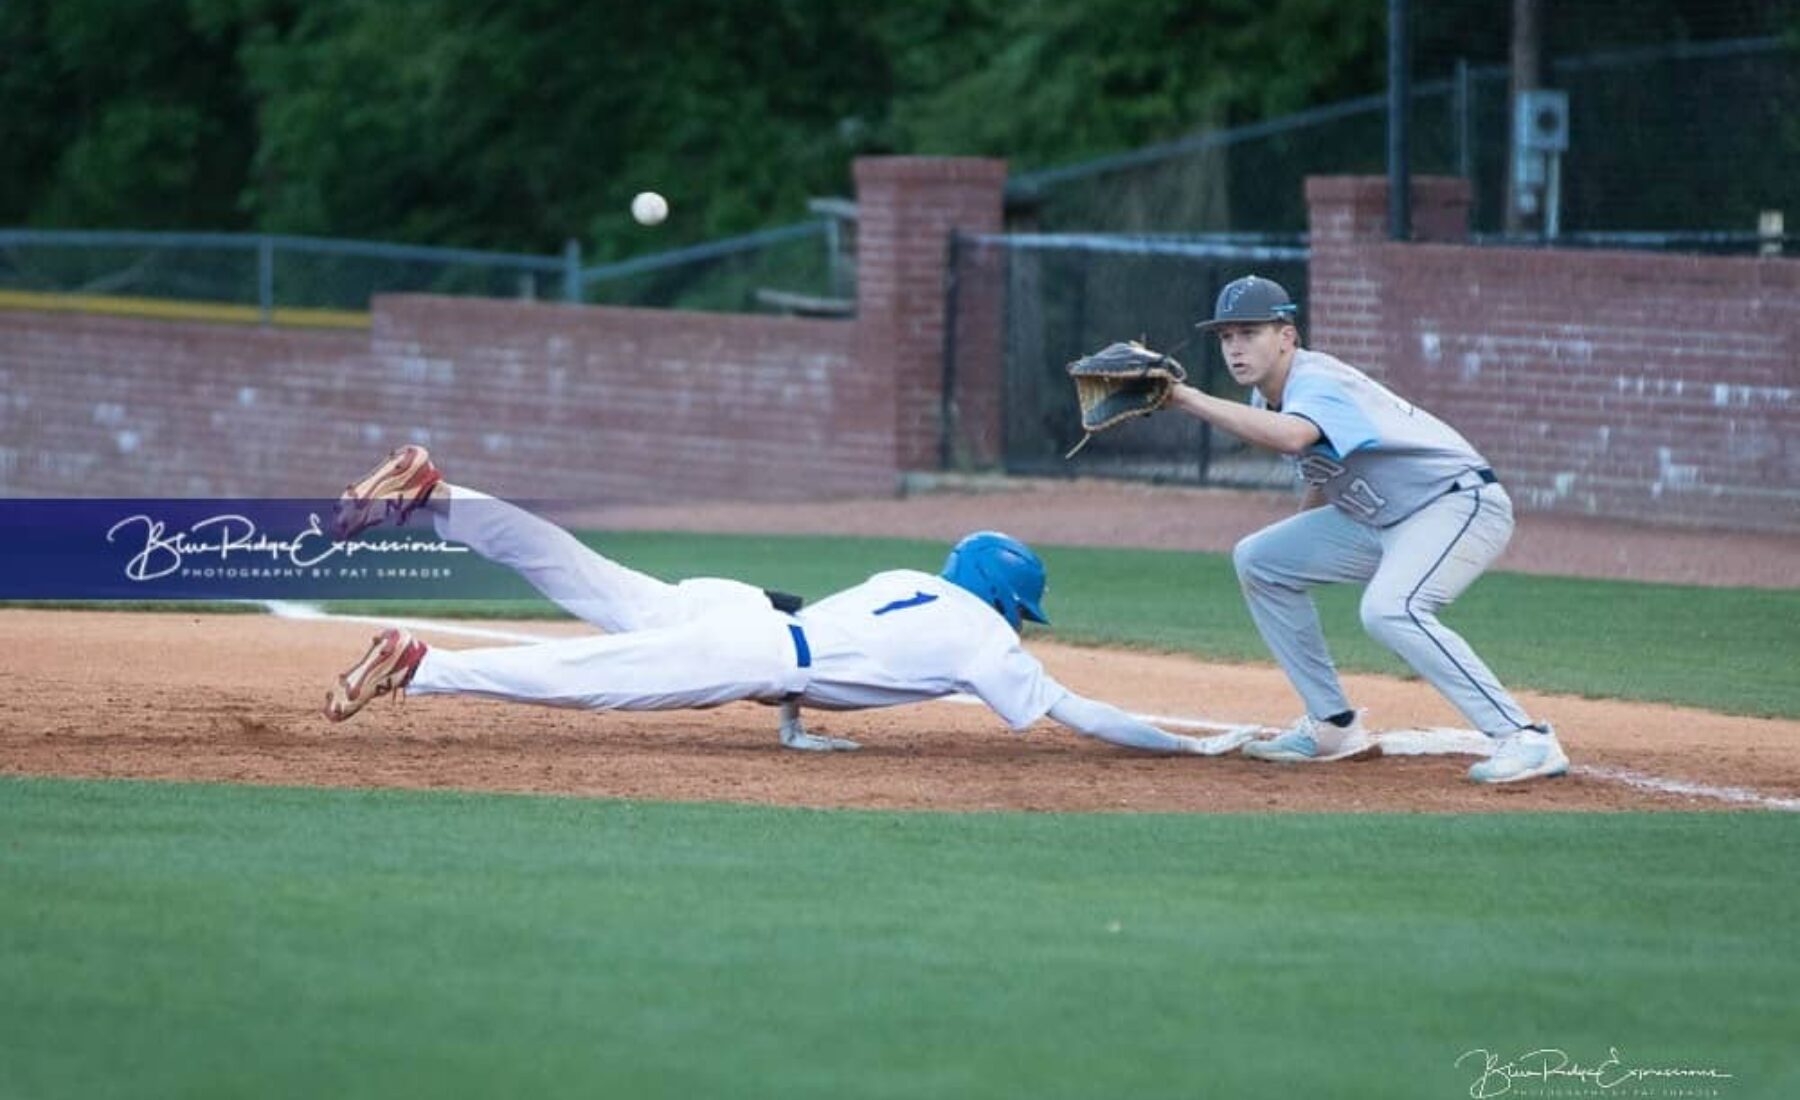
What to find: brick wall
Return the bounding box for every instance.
[10,165,1789,530]
[1307,176,1800,532]
[0,311,369,495]
[0,157,1009,504]
[854,157,1009,469]
[0,299,867,502]
[365,296,874,503]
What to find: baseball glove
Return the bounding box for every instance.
[1063,340,1187,457]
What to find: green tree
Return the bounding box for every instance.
[2,0,1793,251]
[239,0,893,254]
[874,0,1386,170]
[0,0,257,228]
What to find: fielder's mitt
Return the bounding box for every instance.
[1063,340,1187,457]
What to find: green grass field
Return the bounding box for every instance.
[3,779,1794,1099]
[8,532,1797,1097]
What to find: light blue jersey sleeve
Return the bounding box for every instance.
[1272,350,1491,526]
[1279,367,1381,459]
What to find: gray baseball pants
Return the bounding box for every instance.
[1232,484,1531,735]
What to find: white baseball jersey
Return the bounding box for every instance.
[795,569,1068,729]
[406,490,1068,730]
[1257,349,1489,527]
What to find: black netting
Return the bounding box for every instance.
[0,235,567,314]
[0,223,847,319]
[580,224,846,314]
[1009,39,1797,244]
[0,240,261,303]
[946,234,1306,488]
[272,249,561,309]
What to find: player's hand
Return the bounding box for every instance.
[1179,726,1261,756]
[779,705,861,752]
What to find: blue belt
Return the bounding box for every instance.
[787,623,812,668]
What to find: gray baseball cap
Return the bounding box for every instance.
[1195,275,1299,331]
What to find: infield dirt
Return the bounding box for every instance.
[8,482,1795,814]
[5,608,1795,814]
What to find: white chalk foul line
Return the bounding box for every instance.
[1572,765,1800,812]
[261,600,552,644]
[268,602,1799,812]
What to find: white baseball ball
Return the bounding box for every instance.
[631,191,669,226]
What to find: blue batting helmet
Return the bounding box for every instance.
[940,531,1049,631]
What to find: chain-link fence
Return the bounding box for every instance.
[946,36,1795,483]
[0,221,847,322]
[581,221,849,315]
[1008,36,1797,246]
[0,230,576,317]
[944,233,1307,487]
[4,38,1788,330]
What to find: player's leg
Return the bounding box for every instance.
[425,484,684,633]
[407,607,806,712]
[1360,486,1527,732]
[332,445,685,632]
[1232,506,1382,725]
[1361,486,1565,775]
[429,486,775,631]
[1363,486,1566,782]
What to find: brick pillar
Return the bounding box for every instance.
[1305,175,1471,379]
[853,157,1009,470]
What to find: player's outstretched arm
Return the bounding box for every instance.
[1047,694,1252,756]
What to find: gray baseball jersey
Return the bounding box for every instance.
[1255,349,1488,526]
[1238,347,1531,734]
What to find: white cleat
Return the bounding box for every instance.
[1242,712,1379,763]
[1468,725,1569,784]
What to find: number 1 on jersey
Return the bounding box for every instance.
[873,592,939,616]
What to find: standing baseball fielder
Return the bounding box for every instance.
[1165,275,1567,784]
[322,446,1250,757]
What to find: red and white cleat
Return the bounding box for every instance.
[330,444,443,540]
[324,627,427,722]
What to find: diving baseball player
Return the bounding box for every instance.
[322,446,1250,757]
[1165,275,1566,784]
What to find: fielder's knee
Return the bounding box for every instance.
[1359,592,1413,650]
[1232,531,1274,588]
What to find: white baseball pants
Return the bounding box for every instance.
[405,487,808,711]
[1232,484,1532,735]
